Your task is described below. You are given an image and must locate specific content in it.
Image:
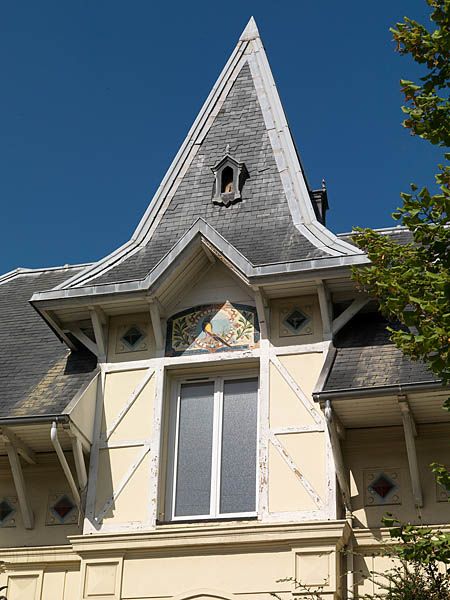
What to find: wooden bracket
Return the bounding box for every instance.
[46,310,77,351]
[332,295,370,336]
[398,396,423,507]
[324,401,351,513]
[70,326,99,357]
[253,287,269,339]
[148,298,164,351]
[3,438,34,529]
[89,307,107,359]
[316,281,332,340]
[0,427,37,465]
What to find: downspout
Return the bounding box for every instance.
[51,422,81,507]
[346,515,355,599]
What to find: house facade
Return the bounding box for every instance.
[0,18,448,600]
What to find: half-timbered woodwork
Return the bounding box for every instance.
[1,17,449,600]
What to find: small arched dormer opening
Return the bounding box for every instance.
[221,166,234,194]
[212,151,247,207]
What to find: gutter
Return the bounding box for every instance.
[0,414,70,427]
[313,380,443,402]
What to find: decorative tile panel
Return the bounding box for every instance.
[46,492,78,525]
[165,302,259,356]
[364,469,401,506]
[115,323,148,354]
[279,304,313,337]
[0,496,17,527]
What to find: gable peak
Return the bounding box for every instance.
[239,16,260,41]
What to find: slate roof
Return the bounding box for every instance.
[0,267,97,419]
[338,227,414,247]
[86,64,329,287]
[322,312,438,393]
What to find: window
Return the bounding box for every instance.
[166,375,259,520]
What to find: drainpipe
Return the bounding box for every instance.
[51,422,81,507]
[346,514,355,599]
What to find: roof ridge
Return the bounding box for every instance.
[338,225,407,236]
[0,262,92,286]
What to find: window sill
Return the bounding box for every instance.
[156,515,258,527]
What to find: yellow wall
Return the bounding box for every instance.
[0,454,82,548]
[345,424,450,528]
[267,352,331,518]
[88,368,156,529]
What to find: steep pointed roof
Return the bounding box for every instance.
[48,18,364,294]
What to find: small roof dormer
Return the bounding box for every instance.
[211,148,248,207]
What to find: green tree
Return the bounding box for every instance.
[352,0,450,392]
[349,6,450,597]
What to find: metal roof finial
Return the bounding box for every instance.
[225,143,230,155]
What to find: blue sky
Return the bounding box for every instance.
[0,1,443,273]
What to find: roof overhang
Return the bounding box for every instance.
[0,370,98,456]
[31,219,369,306]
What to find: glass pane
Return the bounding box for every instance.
[220,377,258,514]
[174,382,214,517]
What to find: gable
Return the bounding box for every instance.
[168,262,253,315]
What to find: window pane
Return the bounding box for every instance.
[174,382,214,517]
[220,377,258,514]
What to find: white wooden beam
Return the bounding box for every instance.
[332,295,370,336]
[324,400,352,513]
[258,339,270,519]
[148,299,164,351]
[51,422,81,507]
[398,396,423,507]
[4,441,34,529]
[0,427,37,465]
[89,307,107,359]
[46,310,77,351]
[70,326,99,357]
[67,428,88,492]
[253,287,269,339]
[316,281,332,340]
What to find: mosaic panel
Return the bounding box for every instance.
[165,302,259,356]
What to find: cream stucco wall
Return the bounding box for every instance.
[0,454,82,548]
[345,424,450,528]
[86,368,156,530]
[267,351,333,519]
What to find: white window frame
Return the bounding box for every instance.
[165,372,259,522]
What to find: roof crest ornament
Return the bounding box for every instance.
[239,16,260,42]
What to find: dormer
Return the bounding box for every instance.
[212,150,247,206]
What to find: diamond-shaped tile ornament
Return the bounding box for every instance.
[47,492,79,525]
[281,307,310,336]
[121,326,145,350]
[0,499,14,525]
[370,474,394,498]
[364,469,401,506]
[0,497,17,527]
[285,309,307,331]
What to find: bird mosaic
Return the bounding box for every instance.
[166,302,259,356]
